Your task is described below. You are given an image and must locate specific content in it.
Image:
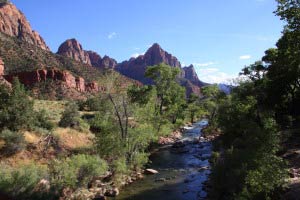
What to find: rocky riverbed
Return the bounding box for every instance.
[111,119,212,200]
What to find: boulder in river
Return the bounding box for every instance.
[104,187,119,197]
[145,168,159,174]
[172,141,186,148]
[155,178,167,182]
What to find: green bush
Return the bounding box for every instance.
[84,97,104,111]
[130,152,149,170]
[59,102,80,128]
[49,154,108,190]
[0,129,25,155]
[0,163,48,199]
[34,110,55,131]
[0,79,35,131]
[112,157,129,186]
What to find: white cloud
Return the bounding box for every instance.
[131,52,145,58]
[196,67,237,84]
[198,68,219,75]
[108,32,117,39]
[201,72,236,84]
[193,61,216,67]
[239,55,251,60]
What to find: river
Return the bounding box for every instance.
[113,119,212,200]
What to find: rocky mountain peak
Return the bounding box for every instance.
[57,39,117,69]
[144,43,181,67]
[182,64,207,87]
[57,39,91,65]
[100,55,117,69]
[116,43,182,84]
[0,2,49,50]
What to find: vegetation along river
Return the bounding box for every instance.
[113,119,211,200]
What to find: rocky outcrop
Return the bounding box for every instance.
[86,50,102,66]
[57,39,91,65]
[0,57,4,76]
[0,3,49,50]
[3,68,99,93]
[182,65,207,87]
[57,39,117,69]
[180,79,201,97]
[116,43,207,96]
[98,55,117,69]
[86,51,117,69]
[116,43,181,84]
[144,43,181,68]
[0,57,10,86]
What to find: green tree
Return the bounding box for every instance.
[59,102,80,128]
[145,63,186,131]
[0,78,34,131]
[186,94,205,123]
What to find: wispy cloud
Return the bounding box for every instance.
[193,61,216,67]
[196,67,237,84]
[131,52,145,58]
[239,55,251,60]
[108,32,117,39]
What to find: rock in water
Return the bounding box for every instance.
[145,168,159,174]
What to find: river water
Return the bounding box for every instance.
[114,119,212,200]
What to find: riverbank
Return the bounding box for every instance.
[280,129,300,200]
[61,123,192,200]
[113,119,212,200]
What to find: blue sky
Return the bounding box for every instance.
[11,0,284,83]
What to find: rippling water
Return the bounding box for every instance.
[113,119,211,200]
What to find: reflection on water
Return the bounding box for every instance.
[113,119,211,200]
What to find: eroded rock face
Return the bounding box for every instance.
[0,3,49,50]
[182,65,207,87]
[180,79,201,97]
[57,39,118,69]
[0,57,4,76]
[57,39,91,65]
[98,55,117,69]
[3,68,99,93]
[116,43,181,84]
[86,51,102,66]
[144,43,181,68]
[0,57,11,87]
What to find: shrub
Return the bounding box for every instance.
[112,157,129,186]
[130,152,149,170]
[84,97,103,111]
[0,79,35,131]
[0,129,25,155]
[49,154,108,190]
[59,102,80,128]
[0,163,48,199]
[34,109,55,131]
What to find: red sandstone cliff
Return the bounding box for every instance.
[0,3,49,50]
[116,43,181,84]
[0,57,4,76]
[57,39,117,69]
[3,68,100,93]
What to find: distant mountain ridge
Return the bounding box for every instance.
[0,2,209,98]
[182,64,209,87]
[57,39,117,70]
[116,43,208,96]
[116,43,181,84]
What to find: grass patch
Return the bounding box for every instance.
[34,100,67,124]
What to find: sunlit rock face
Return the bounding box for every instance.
[0,3,49,50]
[116,43,181,84]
